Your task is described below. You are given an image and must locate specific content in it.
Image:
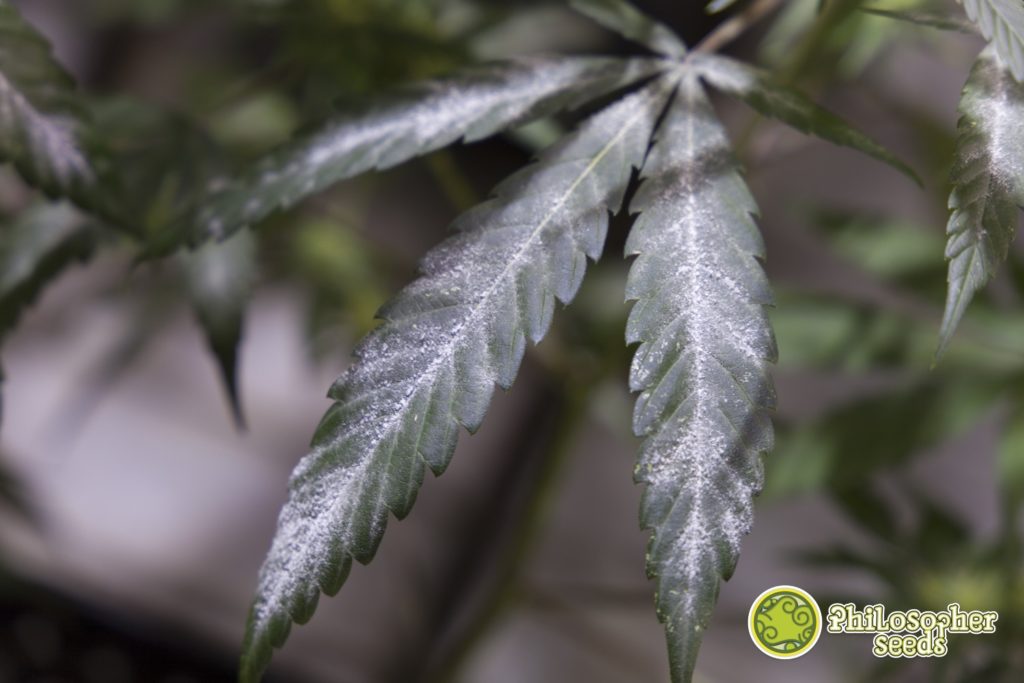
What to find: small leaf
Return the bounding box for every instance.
[937,48,1024,358]
[625,71,776,683]
[0,2,97,202]
[0,202,96,338]
[240,77,675,681]
[960,0,1024,81]
[180,229,257,426]
[689,53,921,185]
[706,0,741,14]
[569,0,687,58]
[862,7,977,33]
[167,56,664,253]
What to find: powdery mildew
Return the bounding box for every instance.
[625,73,776,682]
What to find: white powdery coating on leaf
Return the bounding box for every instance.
[625,73,775,680]
[961,0,1024,82]
[196,56,663,240]
[245,78,675,662]
[0,65,93,191]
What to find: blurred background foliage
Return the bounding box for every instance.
[0,0,1022,682]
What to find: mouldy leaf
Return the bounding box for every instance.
[0,1,96,202]
[569,0,687,58]
[960,0,1024,82]
[0,202,95,338]
[938,48,1024,358]
[180,228,257,426]
[688,53,921,184]
[625,71,776,683]
[168,56,665,253]
[240,77,675,681]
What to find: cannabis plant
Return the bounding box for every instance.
[1,0,1023,681]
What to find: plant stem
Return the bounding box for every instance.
[693,0,784,55]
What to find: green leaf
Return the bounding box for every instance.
[240,77,675,681]
[938,49,1024,358]
[166,56,664,254]
[625,72,776,683]
[0,2,96,201]
[862,7,977,33]
[0,202,96,338]
[960,0,1024,81]
[569,0,687,58]
[180,229,257,426]
[689,53,921,185]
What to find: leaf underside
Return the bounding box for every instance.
[569,0,688,58]
[168,55,663,253]
[625,72,776,683]
[240,75,675,682]
[938,48,1024,357]
[689,53,921,185]
[0,1,95,200]
[961,0,1024,81]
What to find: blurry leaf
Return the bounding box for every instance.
[862,7,977,33]
[832,486,901,544]
[240,77,674,682]
[569,0,687,57]
[0,2,98,205]
[912,491,971,561]
[766,376,999,497]
[625,73,775,683]
[0,202,96,338]
[938,49,1024,359]
[997,399,1024,505]
[181,229,257,426]
[706,0,742,14]
[0,450,31,521]
[689,53,921,184]
[168,56,665,253]
[960,0,1024,82]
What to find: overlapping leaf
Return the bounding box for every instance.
[625,72,776,683]
[240,77,675,681]
[0,1,96,201]
[689,53,920,183]
[960,0,1024,81]
[570,0,687,58]
[937,48,1024,357]
[167,56,663,252]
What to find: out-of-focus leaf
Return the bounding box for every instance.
[938,49,1024,359]
[706,0,742,14]
[960,0,1024,82]
[689,53,921,184]
[167,56,665,253]
[862,7,977,33]
[625,72,775,683]
[569,0,687,57]
[181,229,257,426]
[0,2,97,205]
[0,202,95,338]
[997,399,1024,505]
[240,77,674,682]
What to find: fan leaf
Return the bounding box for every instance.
[625,71,776,683]
[960,0,1024,81]
[0,2,96,201]
[166,56,664,253]
[569,0,687,58]
[240,77,675,681]
[689,53,921,185]
[937,48,1024,357]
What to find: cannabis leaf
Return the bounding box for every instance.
[569,0,687,58]
[625,71,776,683]
[689,53,921,184]
[181,228,257,425]
[937,48,1024,357]
[0,202,96,338]
[0,1,96,202]
[240,77,675,681]
[862,7,977,33]
[167,56,662,253]
[960,0,1024,81]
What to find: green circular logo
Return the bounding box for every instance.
[748,585,822,659]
